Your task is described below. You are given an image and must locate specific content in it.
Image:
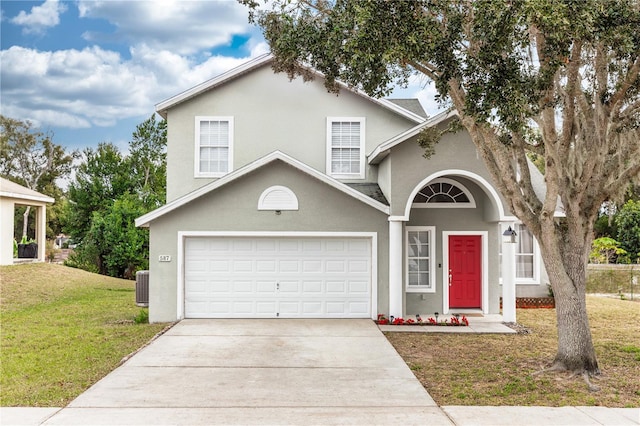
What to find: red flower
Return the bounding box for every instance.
[428,317,437,324]
[405,318,415,324]
[461,316,469,326]
[392,317,405,325]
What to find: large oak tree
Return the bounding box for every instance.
[243,0,640,375]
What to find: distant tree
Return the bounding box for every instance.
[65,142,130,242]
[589,237,627,264]
[0,115,76,239]
[64,115,166,278]
[245,0,640,377]
[127,114,167,208]
[615,200,640,263]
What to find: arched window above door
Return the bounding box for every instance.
[412,178,476,208]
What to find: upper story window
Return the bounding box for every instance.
[412,178,476,208]
[195,116,233,178]
[326,117,365,179]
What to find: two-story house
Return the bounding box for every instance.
[136,54,549,323]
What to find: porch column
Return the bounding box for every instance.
[388,217,404,318]
[501,223,517,323]
[36,205,47,262]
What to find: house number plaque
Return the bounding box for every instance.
[158,255,172,262]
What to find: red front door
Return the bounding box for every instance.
[449,235,482,308]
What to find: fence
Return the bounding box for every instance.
[587,264,638,299]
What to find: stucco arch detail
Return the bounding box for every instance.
[399,169,514,221]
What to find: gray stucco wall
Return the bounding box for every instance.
[165,63,416,202]
[383,124,510,220]
[148,160,389,323]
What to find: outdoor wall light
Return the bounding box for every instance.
[502,226,518,244]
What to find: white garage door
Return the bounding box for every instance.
[184,237,372,318]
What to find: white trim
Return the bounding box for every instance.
[136,151,389,227]
[411,177,477,209]
[402,170,516,222]
[194,116,234,178]
[405,226,436,293]
[258,185,299,211]
[326,117,366,179]
[176,231,378,320]
[498,222,542,285]
[442,231,489,315]
[388,219,404,318]
[156,53,424,124]
[0,192,54,204]
[157,54,274,116]
[367,110,457,164]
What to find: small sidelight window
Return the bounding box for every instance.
[406,226,436,292]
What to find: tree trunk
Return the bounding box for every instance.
[540,225,600,375]
[22,205,31,239]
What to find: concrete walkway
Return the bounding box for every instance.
[1,319,638,426]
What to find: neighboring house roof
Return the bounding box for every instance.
[0,177,54,204]
[386,99,428,118]
[368,109,457,164]
[136,151,390,227]
[155,54,426,124]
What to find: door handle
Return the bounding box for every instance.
[448,271,452,286]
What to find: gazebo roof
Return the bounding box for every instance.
[0,177,55,204]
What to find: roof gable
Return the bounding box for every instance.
[368,110,457,164]
[0,178,54,204]
[155,54,425,124]
[136,151,389,227]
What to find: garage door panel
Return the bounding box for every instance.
[326,260,347,272]
[184,237,372,318]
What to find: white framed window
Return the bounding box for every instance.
[326,117,365,179]
[195,116,233,178]
[406,226,436,293]
[499,223,540,284]
[412,178,476,208]
[515,224,538,282]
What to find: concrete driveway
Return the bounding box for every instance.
[43,319,453,425]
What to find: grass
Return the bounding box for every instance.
[386,296,640,408]
[0,263,168,407]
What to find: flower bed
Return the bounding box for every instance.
[376,314,469,326]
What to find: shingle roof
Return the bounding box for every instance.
[345,183,389,206]
[386,99,428,118]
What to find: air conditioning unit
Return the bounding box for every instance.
[135,270,149,307]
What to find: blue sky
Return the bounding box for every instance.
[1,0,439,153]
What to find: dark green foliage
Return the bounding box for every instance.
[615,200,640,262]
[63,114,166,279]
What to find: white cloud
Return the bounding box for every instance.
[11,0,67,34]
[0,45,263,130]
[77,0,254,56]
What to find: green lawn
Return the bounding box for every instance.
[387,296,640,407]
[0,263,169,407]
